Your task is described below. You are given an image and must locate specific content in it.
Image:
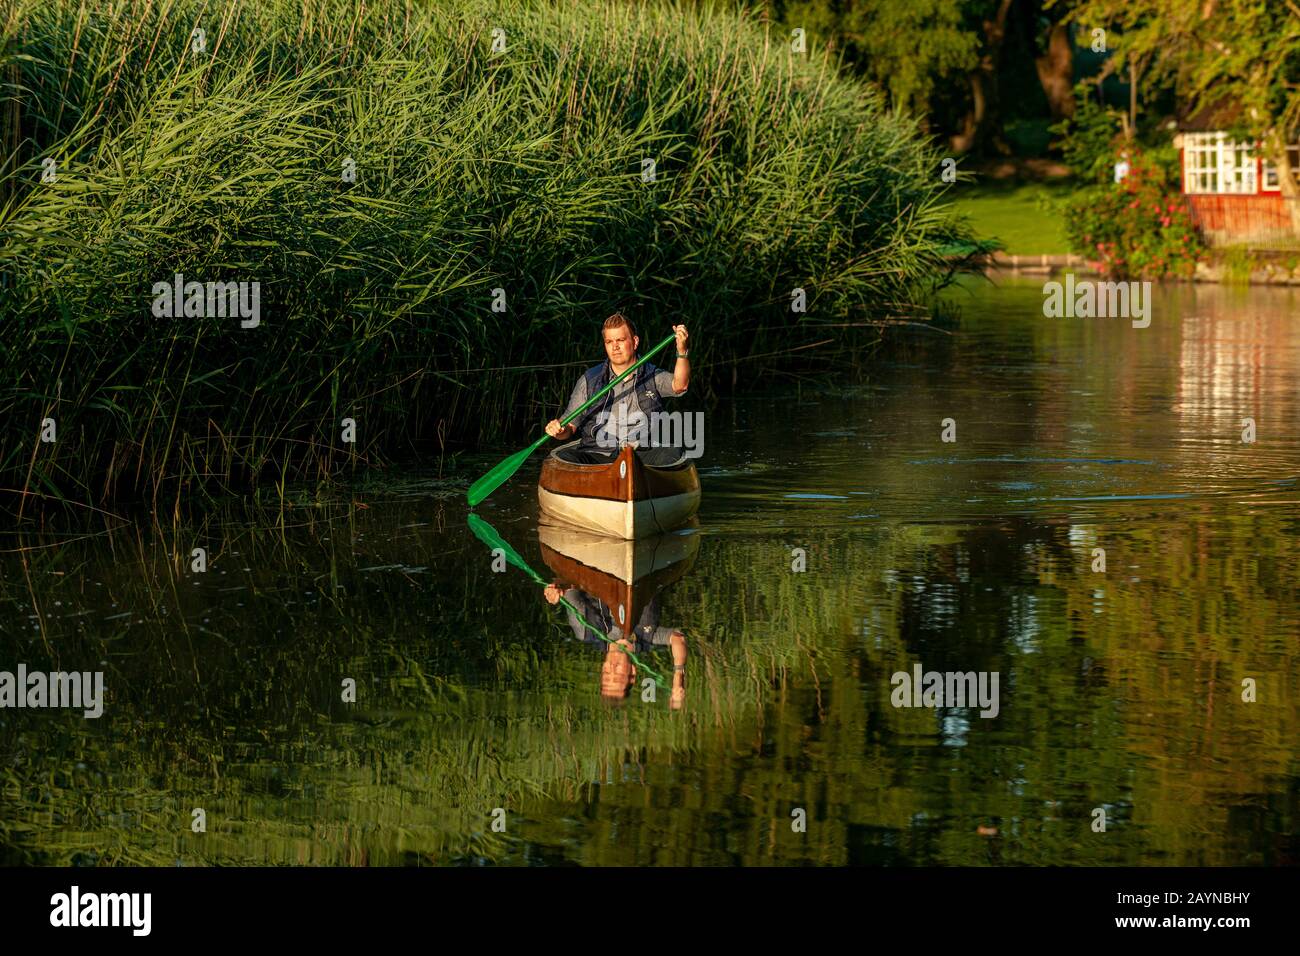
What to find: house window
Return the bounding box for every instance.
[1184,133,1219,193]
[1261,146,1299,191]
[1225,141,1256,193]
[1182,132,1256,194]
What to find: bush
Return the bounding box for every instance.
[1062,150,1203,278]
[1049,84,1124,184]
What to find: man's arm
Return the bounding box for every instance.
[545,583,594,641]
[671,324,689,394]
[546,376,587,440]
[651,325,690,397]
[669,630,687,709]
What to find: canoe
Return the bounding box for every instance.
[538,521,699,629]
[538,442,700,539]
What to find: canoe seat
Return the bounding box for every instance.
[552,441,691,470]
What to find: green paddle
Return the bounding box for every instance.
[467,513,669,688]
[466,331,678,507]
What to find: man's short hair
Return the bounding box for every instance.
[602,311,636,339]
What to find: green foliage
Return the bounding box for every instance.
[1062,150,1203,278]
[1003,118,1055,158]
[1064,1,1300,165]
[0,0,972,511]
[772,1,980,117]
[1217,245,1254,286]
[1049,84,1124,184]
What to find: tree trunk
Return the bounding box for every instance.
[983,0,1014,156]
[949,73,985,154]
[1034,21,1075,120]
[1272,136,1300,236]
[1128,59,1138,139]
[954,0,1014,156]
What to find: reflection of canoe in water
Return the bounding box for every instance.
[539,521,699,630]
[538,442,700,539]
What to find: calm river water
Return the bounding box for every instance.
[2,276,1297,865]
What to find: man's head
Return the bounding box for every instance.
[602,312,639,370]
[599,639,637,701]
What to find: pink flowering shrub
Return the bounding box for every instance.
[1063,150,1204,278]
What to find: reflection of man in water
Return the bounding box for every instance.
[543,583,687,709]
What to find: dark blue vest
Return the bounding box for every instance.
[575,360,665,447]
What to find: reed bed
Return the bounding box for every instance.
[0,0,970,513]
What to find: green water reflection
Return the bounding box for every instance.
[2,277,1297,865]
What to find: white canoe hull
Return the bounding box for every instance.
[538,487,700,540]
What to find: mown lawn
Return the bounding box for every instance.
[948,180,1080,255]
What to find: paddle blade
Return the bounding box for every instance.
[466,437,545,507]
[467,514,546,584]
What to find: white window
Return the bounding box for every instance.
[1182,132,1257,194]
[1263,146,1300,191]
[1183,134,1219,193]
[1263,160,1279,189]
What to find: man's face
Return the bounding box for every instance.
[600,642,636,699]
[603,323,638,368]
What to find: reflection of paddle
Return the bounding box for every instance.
[467,514,668,688]
[466,332,677,507]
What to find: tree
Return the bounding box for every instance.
[764,1,1081,156]
[1062,0,1300,231]
[771,0,980,124]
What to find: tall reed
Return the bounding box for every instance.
[0,0,971,513]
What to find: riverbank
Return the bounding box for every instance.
[957,181,1300,284]
[984,251,1300,285]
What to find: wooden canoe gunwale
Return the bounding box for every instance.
[539,443,698,502]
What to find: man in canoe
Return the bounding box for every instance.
[544,313,690,465]
[543,582,688,708]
